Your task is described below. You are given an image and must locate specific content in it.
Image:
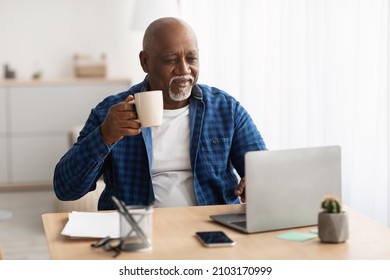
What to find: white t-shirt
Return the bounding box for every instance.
[151,105,196,207]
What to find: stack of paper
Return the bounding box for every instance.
[61,211,120,238]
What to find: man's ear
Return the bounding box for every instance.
[139,51,149,73]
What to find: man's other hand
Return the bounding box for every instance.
[235,177,246,203]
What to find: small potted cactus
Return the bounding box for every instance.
[318,195,349,243]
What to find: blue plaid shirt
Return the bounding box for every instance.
[54,77,267,210]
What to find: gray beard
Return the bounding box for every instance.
[168,87,192,102]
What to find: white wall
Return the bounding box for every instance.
[0,0,146,81]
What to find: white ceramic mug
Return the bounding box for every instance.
[129,90,163,127]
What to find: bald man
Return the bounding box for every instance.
[54,17,267,210]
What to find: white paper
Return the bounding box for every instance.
[61,211,120,238]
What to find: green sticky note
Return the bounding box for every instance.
[310,228,318,234]
[276,232,317,242]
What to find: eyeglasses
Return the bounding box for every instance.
[91,236,124,257]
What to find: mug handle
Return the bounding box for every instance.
[128,100,141,124]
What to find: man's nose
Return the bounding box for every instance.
[175,58,191,75]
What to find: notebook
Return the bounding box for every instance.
[210,146,342,233]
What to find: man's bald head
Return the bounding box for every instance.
[142,17,198,52]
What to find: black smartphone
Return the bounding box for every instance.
[195,231,235,247]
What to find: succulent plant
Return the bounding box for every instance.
[321,195,342,213]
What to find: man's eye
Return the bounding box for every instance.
[187,57,198,63]
[164,58,177,64]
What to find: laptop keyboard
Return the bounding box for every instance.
[230,220,247,228]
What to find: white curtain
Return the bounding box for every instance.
[178,0,389,226]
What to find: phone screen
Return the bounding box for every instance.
[195,231,235,247]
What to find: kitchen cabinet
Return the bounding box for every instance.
[0,138,7,184]
[0,87,6,133]
[0,79,130,187]
[0,87,8,184]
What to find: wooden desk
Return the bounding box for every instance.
[42,204,390,260]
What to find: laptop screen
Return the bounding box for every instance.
[244,146,342,232]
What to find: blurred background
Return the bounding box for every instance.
[0,0,389,240]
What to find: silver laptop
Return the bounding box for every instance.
[210,146,342,233]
